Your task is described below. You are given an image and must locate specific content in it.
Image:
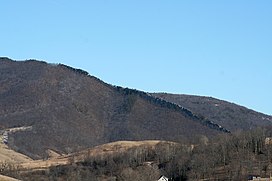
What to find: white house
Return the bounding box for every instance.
[158,175,169,181]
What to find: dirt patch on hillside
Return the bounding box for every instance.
[0,174,21,181]
[0,143,32,164]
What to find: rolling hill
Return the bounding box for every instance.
[0,140,185,181]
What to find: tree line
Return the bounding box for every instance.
[2,127,272,180]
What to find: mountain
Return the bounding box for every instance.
[152,93,272,132]
[0,58,227,159]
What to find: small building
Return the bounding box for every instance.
[158,175,169,181]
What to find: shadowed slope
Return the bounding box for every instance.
[152,93,272,132]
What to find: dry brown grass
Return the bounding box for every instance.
[0,143,32,164]
[18,140,177,170]
[0,174,21,181]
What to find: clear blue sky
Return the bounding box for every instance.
[1,1,272,115]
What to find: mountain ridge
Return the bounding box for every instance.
[152,93,272,132]
[0,57,271,159]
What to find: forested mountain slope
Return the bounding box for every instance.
[152,93,272,132]
[0,58,226,159]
